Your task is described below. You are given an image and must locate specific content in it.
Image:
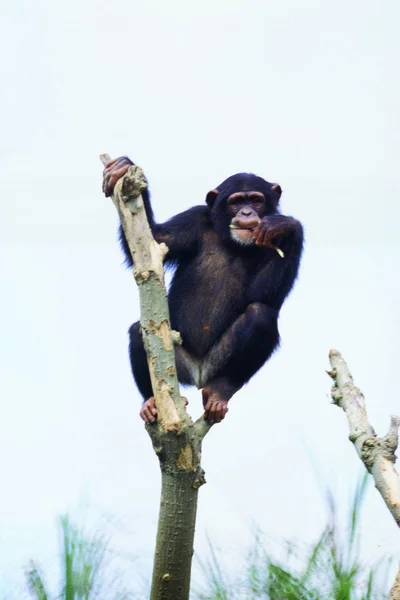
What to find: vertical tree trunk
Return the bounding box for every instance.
[100,155,211,600]
[149,423,207,599]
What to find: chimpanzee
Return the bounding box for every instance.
[103,157,303,425]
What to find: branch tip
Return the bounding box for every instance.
[390,415,400,429]
[383,416,400,452]
[99,153,111,166]
[327,348,400,530]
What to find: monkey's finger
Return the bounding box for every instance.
[212,403,225,423]
[102,168,113,182]
[205,407,215,424]
[221,402,229,415]
[103,172,113,196]
[144,411,156,424]
[207,401,220,424]
[261,228,273,247]
[254,225,266,245]
[139,406,149,422]
[204,400,213,419]
[140,404,156,423]
[104,157,119,169]
[202,388,210,409]
[146,398,158,418]
[252,225,261,242]
[148,403,157,417]
[106,166,131,195]
[109,157,131,172]
[117,156,133,165]
[213,404,223,423]
[204,397,214,414]
[254,228,265,246]
[105,157,133,177]
[103,158,131,179]
[259,228,275,248]
[215,402,229,423]
[109,165,131,183]
[139,406,150,422]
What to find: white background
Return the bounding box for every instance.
[1,0,399,596]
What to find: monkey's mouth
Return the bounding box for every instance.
[230,216,261,230]
[230,224,256,230]
[230,223,257,244]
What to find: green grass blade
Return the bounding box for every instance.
[25,562,50,600]
[349,473,369,553]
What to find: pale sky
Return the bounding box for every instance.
[1,0,399,596]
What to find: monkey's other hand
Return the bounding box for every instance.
[140,397,157,424]
[140,396,187,424]
[202,387,229,424]
[253,215,290,248]
[102,156,133,197]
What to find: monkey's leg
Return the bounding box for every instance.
[201,303,280,423]
[128,321,153,400]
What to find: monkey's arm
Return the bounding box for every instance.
[103,155,206,266]
[119,205,208,267]
[250,217,304,309]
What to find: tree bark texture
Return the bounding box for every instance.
[100,155,211,600]
[390,568,400,600]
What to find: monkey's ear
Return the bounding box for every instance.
[206,189,219,208]
[271,184,282,207]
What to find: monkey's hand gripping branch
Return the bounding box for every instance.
[99,154,211,440]
[328,349,400,527]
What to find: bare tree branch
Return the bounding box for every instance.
[328,349,400,599]
[328,349,400,525]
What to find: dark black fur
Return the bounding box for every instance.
[121,173,303,402]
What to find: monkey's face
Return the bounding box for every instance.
[228,192,264,246]
[206,174,282,247]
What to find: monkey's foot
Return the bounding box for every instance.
[202,389,229,424]
[140,397,157,424]
[140,396,188,424]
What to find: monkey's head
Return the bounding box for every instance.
[206,173,282,246]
